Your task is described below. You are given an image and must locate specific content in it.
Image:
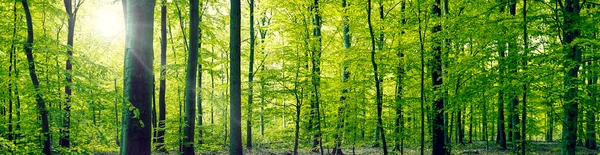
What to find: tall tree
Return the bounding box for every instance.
[197,0,206,146]
[246,0,256,149]
[496,0,508,149]
[61,0,82,148]
[431,0,447,154]
[121,0,155,154]
[561,0,582,154]
[367,0,387,154]
[8,1,17,143]
[22,0,51,154]
[156,0,168,152]
[521,0,529,153]
[229,0,243,153]
[333,0,351,154]
[394,1,407,153]
[183,0,200,153]
[309,0,324,153]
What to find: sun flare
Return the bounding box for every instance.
[94,6,124,37]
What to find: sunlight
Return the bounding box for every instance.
[94,6,123,38]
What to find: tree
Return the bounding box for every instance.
[431,0,447,154]
[229,0,243,153]
[561,0,582,154]
[308,0,324,153]
[367,0,387,154]
[183,0,200,153]
[246,0,256,149]
[496,0,508,149]
[21,0,51,154]
[333,0,351,154]
[121,0,155,154]
[61,0,83,149]
[156,0,168,152]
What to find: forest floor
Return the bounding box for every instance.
[199,141,600,155]
[94,141,600,154]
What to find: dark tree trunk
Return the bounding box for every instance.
[430,0,447,154]
[156,1,167,152]
[120,0,155,154]
[246,0,255,149]
[22,1,51,154]
[182,0,199,154]
[229,0,243,153]
[521,1,529,154]
[61,0,81,148]
[8,1,17,143]
[197,0,205,146]
[585,56,597,150]
[367,0,388,154]
[561,0,582,154]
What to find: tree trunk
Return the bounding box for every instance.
[417,0,426,153]
[22,0,51,154]
[121,1,155,154]
[333,0,351,154]
[156,1,167,152]
[367,0,388,154]
[182,0,200,153]
[8,1,17,143]
[497,38,508,150]
[246,0,255,149]
[196,0,205,146]
[430,0,447,154]
[309,0,324,153]
[521,1,529,153]
[62,0,81,148]
[229,0,243,153]
[562,0,582,154]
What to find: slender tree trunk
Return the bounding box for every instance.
[333,0,351,154]
[229,0,243,153]
[246,0,256,149]
[8,1,17,143]
[417,0,426,153]
[309,0,324,153]
[156,1,167,152]
[196,0,205,146]
[562,0,582,154]
[22,1,51,154]
[521,1,529,154]
[483,90,489,149]
[61,0,81,148]
[367,0,387,154]
[585,57,597,150]
[121,1,155,154]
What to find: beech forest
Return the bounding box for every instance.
[0,0,600,154]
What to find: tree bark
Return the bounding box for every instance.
[121,0,155,154]
[156,0,167,152]
[22,1,51,154]
[367,0,388,154]
[183,0,200,153]
[62,0,81,148]
[229,0,243,153]
[246,0,255,149]
[430,0,447,154]
[561,0,582,154]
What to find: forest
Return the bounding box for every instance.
[0,0,599,154]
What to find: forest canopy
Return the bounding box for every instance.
[0,0,599,154]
